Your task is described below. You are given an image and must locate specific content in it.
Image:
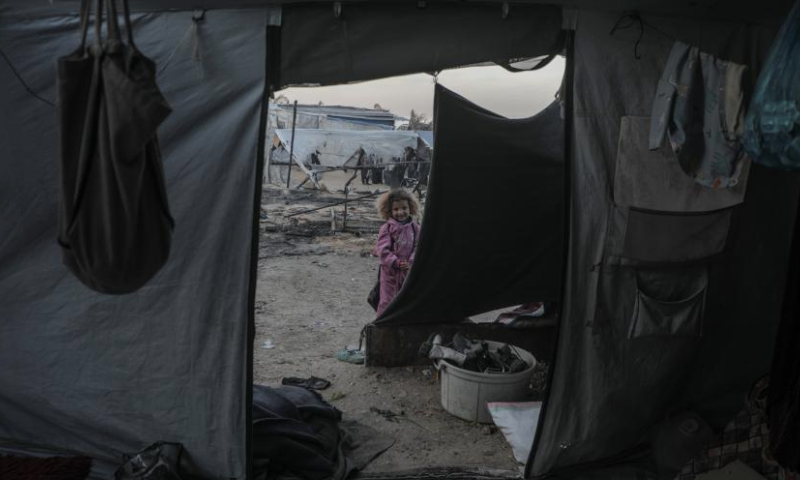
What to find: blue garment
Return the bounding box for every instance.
[743,0,800,171]
[650,41,750,189]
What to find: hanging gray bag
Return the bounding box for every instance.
[57,0,173,294]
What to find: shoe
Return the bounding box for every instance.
[336,348,365,364]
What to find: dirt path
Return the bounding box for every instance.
[254,180,519,473]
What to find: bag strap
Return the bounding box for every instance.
[77,0,92,53]
[104,0,122,44]
[79,0,137,52]
[120,0,138,50]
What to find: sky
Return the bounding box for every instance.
[278,57,565,121]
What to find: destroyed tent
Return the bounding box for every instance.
[266,129,427,187]
[1,1,799,479]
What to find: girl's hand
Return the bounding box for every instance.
[398,260,410,271]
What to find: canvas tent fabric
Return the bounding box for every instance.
[529,11,800,478]
[279,2,563,87]
[375,85,564,325]
[4,1,800,479]
[0,7,271,478]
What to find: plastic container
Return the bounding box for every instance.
[435,341,537,424]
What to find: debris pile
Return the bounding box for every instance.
[420,333,528,374]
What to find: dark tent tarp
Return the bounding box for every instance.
[0,7,272,477]
[375,85,564,325]
[529,10,800,478]
[279,3,563,87]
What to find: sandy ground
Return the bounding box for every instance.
[253,171,520,473]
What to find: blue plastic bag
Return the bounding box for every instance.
[743,0,800,170]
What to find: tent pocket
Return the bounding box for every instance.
[616,207,732,264]
[607,116,740,265]
[628,266,707,339]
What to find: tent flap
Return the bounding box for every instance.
[280,3,563,86]
[375,85,564,325]
[0,8,268,478]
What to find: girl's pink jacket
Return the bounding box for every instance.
[375,217,420,316]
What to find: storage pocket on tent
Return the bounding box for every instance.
[628,266,707,339]
[614,116,749,212]
[615,206,732,264]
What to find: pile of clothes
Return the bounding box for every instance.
[420,333,528,374]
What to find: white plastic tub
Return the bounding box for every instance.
[436,341,537,424]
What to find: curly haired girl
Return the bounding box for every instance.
[373,189,421,316]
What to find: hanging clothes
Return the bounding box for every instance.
[743,0,800,171]
[57,0,173,294]
[650,41,751,189]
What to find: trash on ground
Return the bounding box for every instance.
[370,407,432,432]
[329,392,347,401]
[487,401,542,464]
[261,339,275,349]
[281,376,331,390]
[336,348,365,364]
[494,302,546,327]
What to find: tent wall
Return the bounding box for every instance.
[0,7,270,478]
[279,2,563,87]
[375,88,564,325]
[529,10,800,477]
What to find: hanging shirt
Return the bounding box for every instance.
[650,41,751,189]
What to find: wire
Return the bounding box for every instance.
[609,11,645,59]
[610,11,677,60]
[0,45,56,107]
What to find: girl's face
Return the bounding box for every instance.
[391,200,411,222]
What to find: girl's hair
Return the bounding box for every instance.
[376,189,420,220]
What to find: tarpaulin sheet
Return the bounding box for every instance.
[375,85,564,325]
[273,128,423,169]
[529,11,800,478]
[0,7,268,478]
[280,3,563,87]
[269,129,427,186]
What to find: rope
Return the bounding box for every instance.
[0,45,56,107]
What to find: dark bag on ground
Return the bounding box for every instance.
[114,441,182,480]
[57,0,173,294]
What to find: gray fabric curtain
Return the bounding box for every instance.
[0,8,268,478]
[279,3,563,87]
[375,85,564,325]
[529,10,799,477]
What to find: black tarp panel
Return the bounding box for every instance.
[375,85,564,325]
[279,3,563,87]
[0,7,269,478]
[529,10,800,478]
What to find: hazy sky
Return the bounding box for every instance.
[278,57,565,121]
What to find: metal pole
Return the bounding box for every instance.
[284,190,384,218]
[286,100,298,189]
[343,170,358,231]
